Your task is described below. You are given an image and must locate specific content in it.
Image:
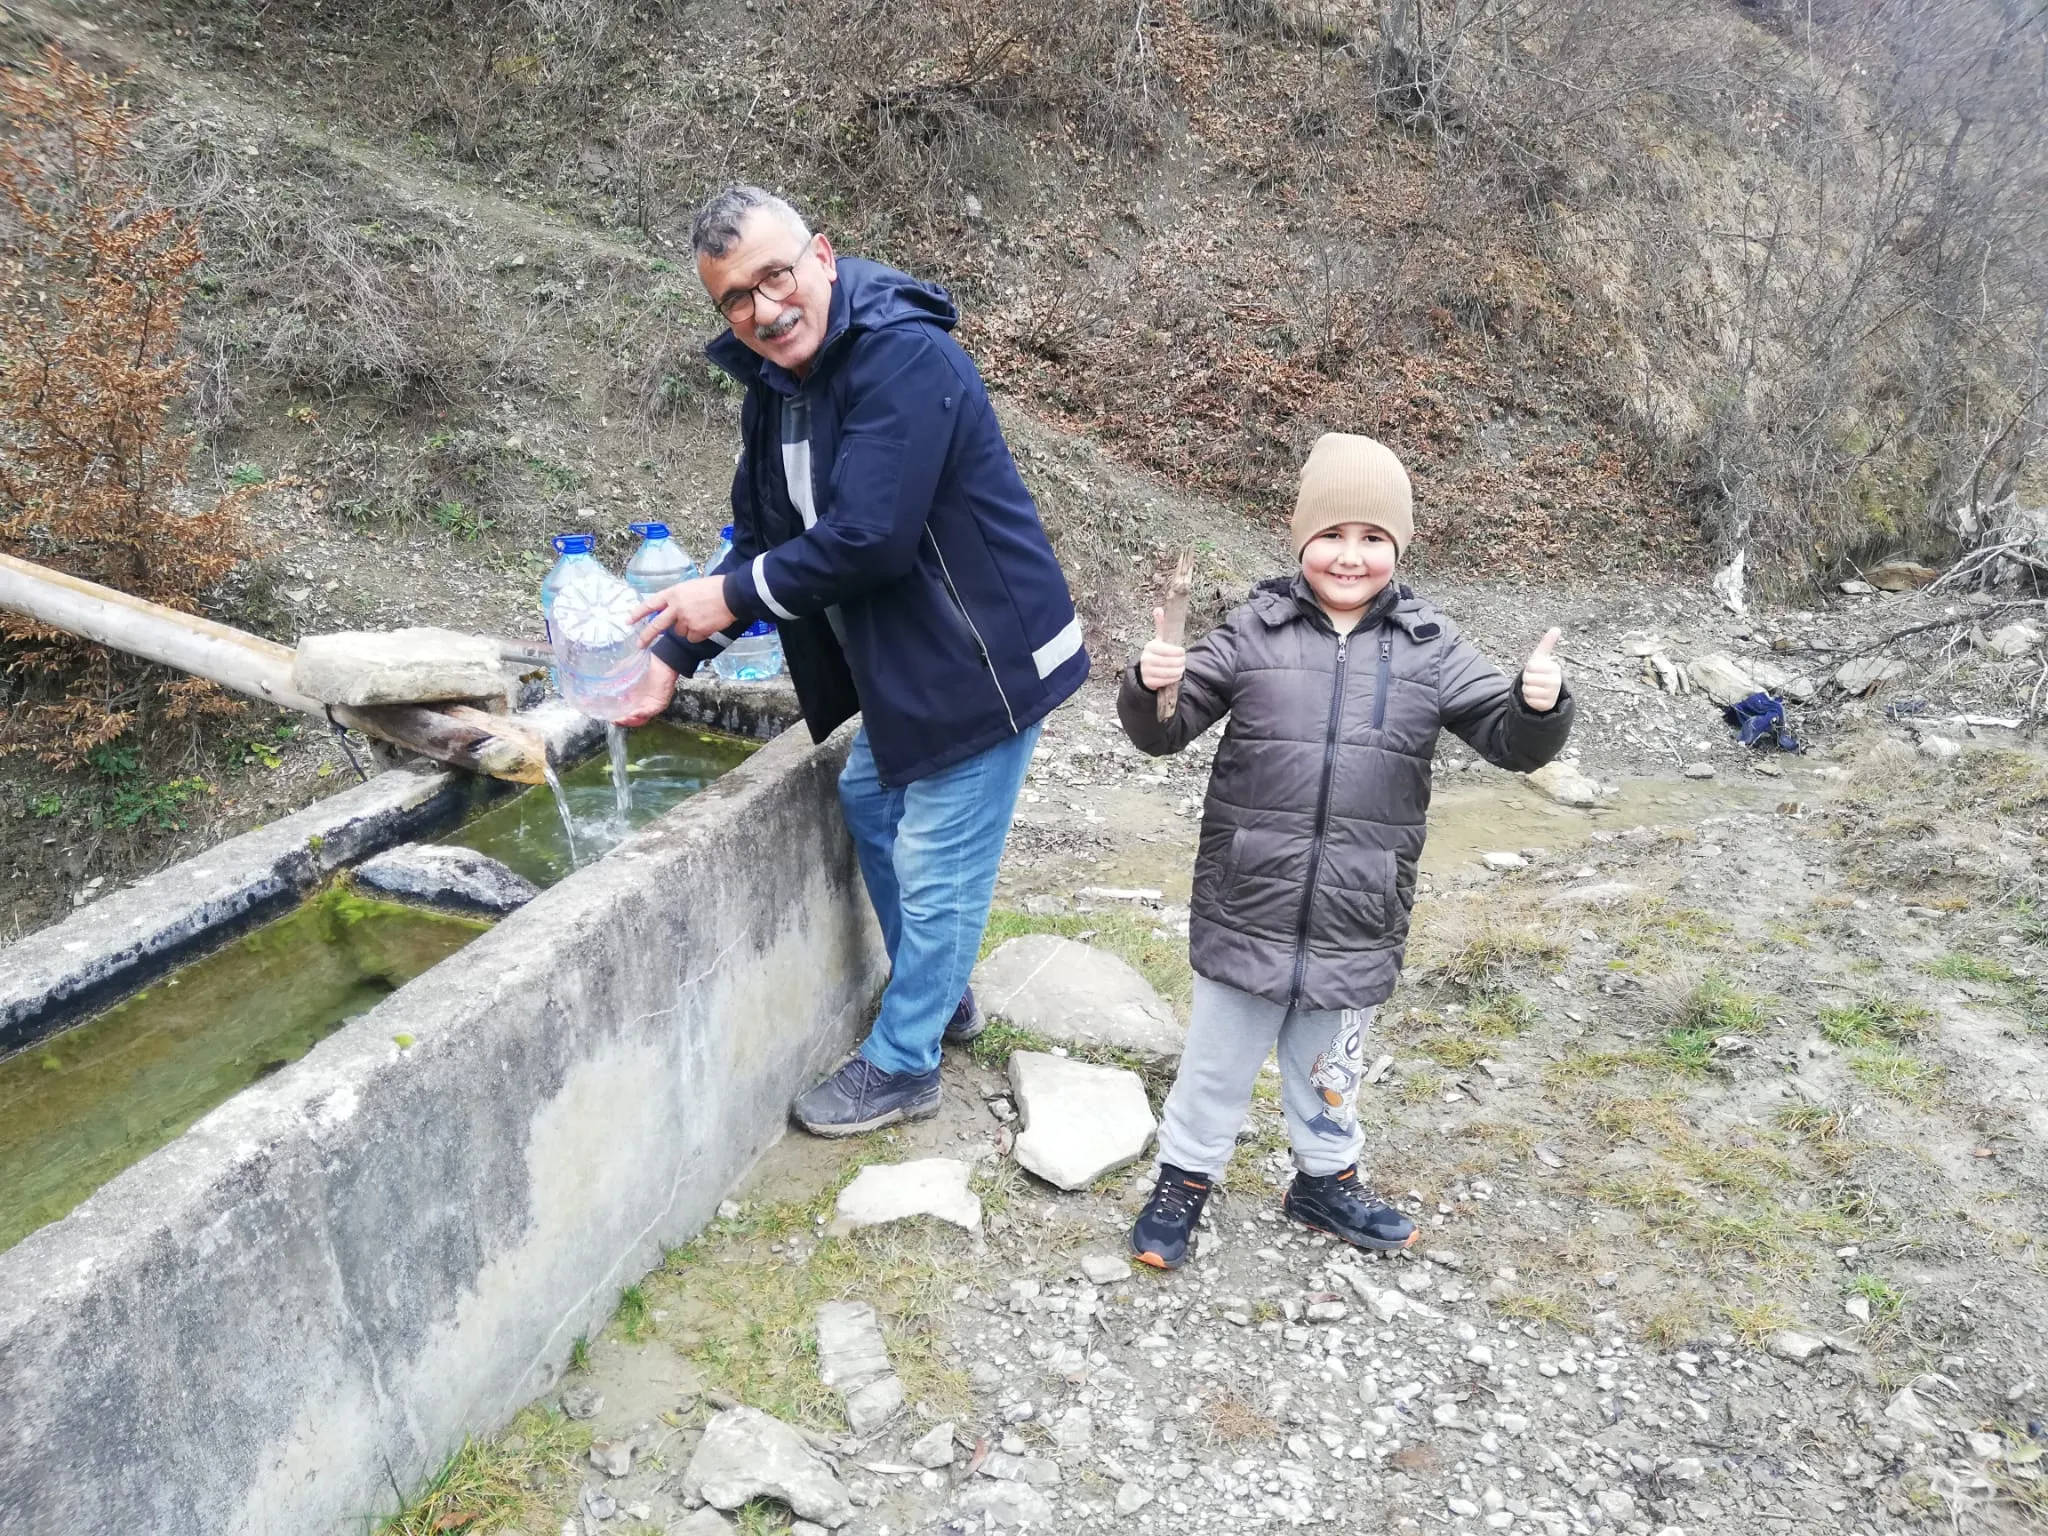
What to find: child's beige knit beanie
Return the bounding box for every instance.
[1290,433,1413,557]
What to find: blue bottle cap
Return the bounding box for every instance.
[743,620,774,637]
[719,524,735,540]
[551,533,595,555]
[628,521,670,540]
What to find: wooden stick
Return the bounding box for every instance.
[0,552,548,784]
[1156,550,1196,722]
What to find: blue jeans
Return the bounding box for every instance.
[837,720,1043,1075]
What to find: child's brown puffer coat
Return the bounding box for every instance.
[1118,577,1573,1011]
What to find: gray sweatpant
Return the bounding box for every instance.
[1155,974,1378,1180]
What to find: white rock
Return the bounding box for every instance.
[1686,653,1761,708]
[1596,1489,1636,1519]
[956,1481,1055,1528]
[1009,1051,1157,1191]
[1051,1406,1093,1451]
[972,934,1183,1059]
[830,1159,982,1236]
[1839,579,1878,595]
[1482,850,1528,870]
[589,1438,634,1477]
[1448,1496,1481,1517]
[815,1300,903,1435]
[1666,1457,1705,1482]
[1542,881,1641,910]
[1305,1300,1348,1322]
[1767,1331,1827,1364]
[1885,1385,1941,1439]
[1683,761,1716,780]
[292,627,504,706]
[684,1407,852,1526]
[1835,656,1911,694]
[1918,734,1963,763]
[1843,1295,1871,1325]
[672,1510,738,1536]
[909,1421,957,1469]
[1982,620,2044,658]
[1115,1482,1155,1516]
[1526,761,1606,808]
[1079,1252,1129,1286]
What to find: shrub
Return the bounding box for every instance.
[0,47,252,764]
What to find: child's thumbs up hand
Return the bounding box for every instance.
[1139,606,1187,693]
[1521,628,1564,713]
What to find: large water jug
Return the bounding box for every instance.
[714,620,785,682]
[624,521,699,597]
[548,560,651,721]
[710,523,735,574]
[541,531,600,647]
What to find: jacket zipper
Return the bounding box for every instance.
[1289,628,1349,1006]
[1371,632,1394,728]
[926,530,1019,734]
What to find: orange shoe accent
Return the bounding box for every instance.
[1135,1250,1171,1269]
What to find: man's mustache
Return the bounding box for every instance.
[754,308,802,342]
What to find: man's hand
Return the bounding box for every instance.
[1139,605,1187,693]
[634,575,738,645]
[1521,628,1564,713]
[615,653,679,727]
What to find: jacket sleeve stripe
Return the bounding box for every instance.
[752,553,799,621]
[1031,614,1084,679]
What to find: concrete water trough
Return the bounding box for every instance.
[0,681,888,1536]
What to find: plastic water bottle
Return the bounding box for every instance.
[714,621,784,682]
[710,523,735,575]
[548,560,651,721]
[624,521,698,597]
[541,532,600,648]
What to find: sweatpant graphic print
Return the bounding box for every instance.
[1304,1009,1370,1140]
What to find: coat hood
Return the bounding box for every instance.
[706,257,958,391]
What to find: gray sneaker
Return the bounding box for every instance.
[792,1056,942,1138]
[943,987,986,1045]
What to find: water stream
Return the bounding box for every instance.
[607,723,633,823]
[0,889,488,1254]
[541,760,580,870]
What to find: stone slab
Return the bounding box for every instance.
[685,1407,852,1527]
[353,843,539,916]
[829,1158,981,1236]
[972,934,1182,1060]
[1008,1051,1156,1191]
[292,627,507,707]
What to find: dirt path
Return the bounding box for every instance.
[377,663,2046,1536]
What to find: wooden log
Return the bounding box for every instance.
[1156,550,1196,722]
[0,552,548,784]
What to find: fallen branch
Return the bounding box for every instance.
[1156,549,1195,723]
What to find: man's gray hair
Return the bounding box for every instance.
[690,186,811,259]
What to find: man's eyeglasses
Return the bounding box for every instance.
[715,238,816,325]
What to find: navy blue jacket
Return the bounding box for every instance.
[653,258,1088,785]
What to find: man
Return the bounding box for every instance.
[623,185,1089,1136]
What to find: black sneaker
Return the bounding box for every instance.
[942,987,986,1045]
[1283,1167,1418,1252]
[1129,1163,1214,1270]
[792,1056,942,1138]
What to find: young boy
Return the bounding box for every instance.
[1118,433,1572,1267]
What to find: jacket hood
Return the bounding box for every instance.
[706,257,958,389]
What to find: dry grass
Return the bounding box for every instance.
[1200,1394,1280,1449]
[648,1171,974,1433]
